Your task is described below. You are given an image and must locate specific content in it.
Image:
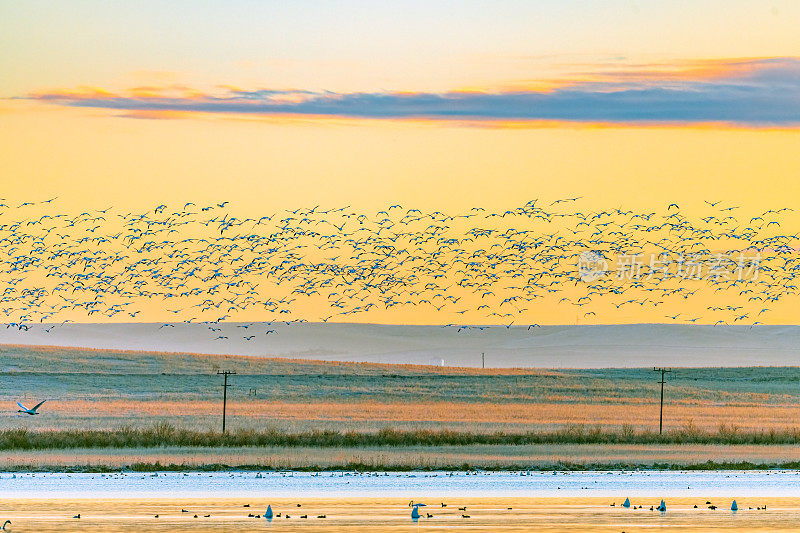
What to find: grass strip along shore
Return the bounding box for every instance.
[4,460,800,473]
[4,423,800,450]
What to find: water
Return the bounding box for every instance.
[3,470,800,499]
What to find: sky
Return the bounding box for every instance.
[1,1,800,324]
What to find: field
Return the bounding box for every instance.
[3,344,800,432]
[3,344,800,470]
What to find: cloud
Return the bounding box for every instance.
[19,58,800,127]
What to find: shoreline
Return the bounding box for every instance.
[4,442,800,472]
[6,426,800,448]
[4,461,800,473]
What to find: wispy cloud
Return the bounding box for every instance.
[20,58,800,127]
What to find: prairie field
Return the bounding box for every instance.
[2,344,800,434]
[3,344,800,469]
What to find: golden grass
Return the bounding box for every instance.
[11,399,800,432]
[4,443,800,470]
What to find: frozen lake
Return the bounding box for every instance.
[4,470,800,499]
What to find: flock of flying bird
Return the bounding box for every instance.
[0,197,797,339]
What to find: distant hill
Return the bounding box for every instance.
[1,323,799,368]
[0,343,532,375]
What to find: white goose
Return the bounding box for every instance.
[17,400,46,415]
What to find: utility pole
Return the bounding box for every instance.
[653,367,671,434]
[482,352,485,369]
[217,370,236,433]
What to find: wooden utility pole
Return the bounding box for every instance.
[217,370,236,433]
[482,352,485,369]
[653,367,671,434]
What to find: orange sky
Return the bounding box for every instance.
[1,1,800,325]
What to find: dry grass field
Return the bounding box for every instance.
[2,344,800,434]
[5,443,800,471]
[8,398,800,434]
[4,343,800,470]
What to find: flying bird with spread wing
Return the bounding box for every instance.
[17,400,46,415]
